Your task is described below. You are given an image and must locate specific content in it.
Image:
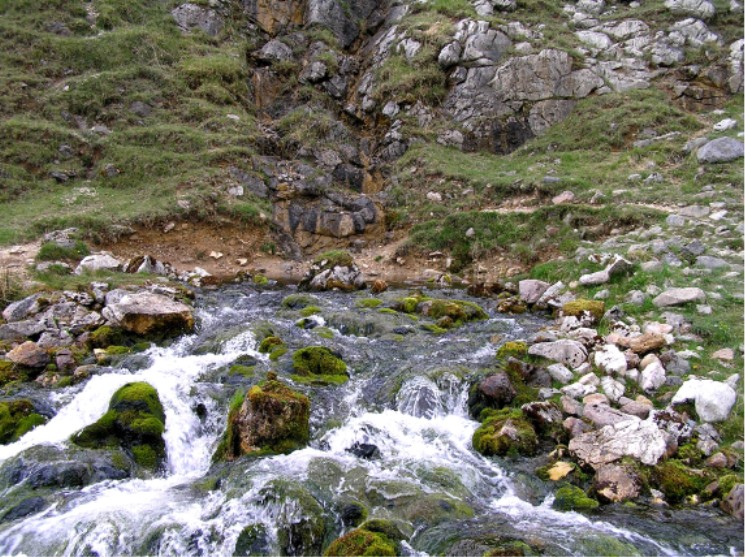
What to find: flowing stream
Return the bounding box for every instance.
[0,285,741,556]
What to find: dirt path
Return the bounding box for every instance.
[0,241,40,284]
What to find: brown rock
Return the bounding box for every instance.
[594,464,641,502]
[620,400,652,419]
[235,380,310,457]
[479,372,516,408]
[616,333,666,354]
[55,348,76,373]
[7,341,50,368]
[704,452,729,469]
[370,279,388,294]
[721,484,744,521]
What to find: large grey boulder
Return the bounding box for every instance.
[528,339,588,368]
[171,3,223,36]
[665,0,716,19]
[696,137,745,163]
[256,39,293,63]
[75,254,121,275]
[2,294,45,322]
[671,378,737,422]
[102,292,194,337]
[568,417,668,468]
[653,287,705,307]
[518,279,550,304]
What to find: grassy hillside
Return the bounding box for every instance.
[0,0,267,244]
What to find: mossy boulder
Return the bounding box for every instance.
[292,346,348,383]
[0,400,47,445]
[228,379,310,457]
[324,527,397,556]
[72,382,166,471]
[394,296,423,314]
[552,484,600,512]
[649,459,709,504]
[234,524,273,556]
[561,300,605,323]
[0,360,30,388]
[472,409,538,457]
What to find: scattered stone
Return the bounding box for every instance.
[594,344,627,375]
[695,255,730,269]
[7,341,50,368]
[75,254,121,275]
[552,190,575,204]
[639,359,666,392]
[547,363,574,384]
[712,348,735,361]
[671,378,737,422]
[518,280,550,304]
[569,417,668,468]
[528,340,588,368]
[653,287,706,307]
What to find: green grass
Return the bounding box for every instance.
[406,205,663,271]
[0,0,263,246]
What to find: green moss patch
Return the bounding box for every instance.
[324,527,397,556]
[472,409,537,457]
[649,460,709,504]
[496,341,528,359]
[292,346,348,381]
[552,485,600,512]
[561,299,605,322]
[0,400,47,444]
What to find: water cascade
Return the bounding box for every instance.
[0,286,741,556]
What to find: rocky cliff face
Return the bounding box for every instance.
[169,0,742,256]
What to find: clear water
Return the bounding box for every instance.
[0,286,741,556]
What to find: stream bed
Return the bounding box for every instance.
[0,285,741,556]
